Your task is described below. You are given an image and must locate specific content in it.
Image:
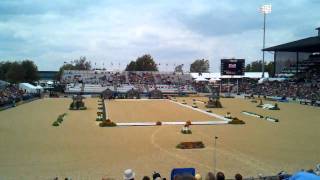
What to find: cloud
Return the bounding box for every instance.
[0,0,319,71]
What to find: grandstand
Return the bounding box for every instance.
[263,27,320,77]
[62,70,197,95]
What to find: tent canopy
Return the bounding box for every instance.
[190,72,268,80]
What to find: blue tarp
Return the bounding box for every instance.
[289,172,320,180]
[170,168,195,180]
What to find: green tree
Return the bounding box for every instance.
[56,56,91,80]
[21,60,39,83]
[245,64,251,72]
[125,54,158,71]
[174,64,184,73]
[5,62,25,83]
[125,61,137,71]
[265,61,275,77]
[135,54,158,71]
[73,56,91,70]
[246,60,262,72]
[0,62,12,80]
[190,59,209,73]
[246,60,275,77]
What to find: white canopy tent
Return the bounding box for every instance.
[190,72,269,81]
[19,83,43,93]
[0,80,9,88]
[194,76,209,82]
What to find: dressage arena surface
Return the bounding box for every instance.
[0,97,320,179]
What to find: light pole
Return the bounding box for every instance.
[260,4,272,78]
[214,136,218,174]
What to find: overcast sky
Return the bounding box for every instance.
[0,0,319,71]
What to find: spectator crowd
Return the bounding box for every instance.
[53,166,320,180]
[240,78,320,101]
[0,84,38,107]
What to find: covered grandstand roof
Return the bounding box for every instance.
[263,28,320,52]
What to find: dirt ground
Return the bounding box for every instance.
[106,99,216,122]
[0,97,319,179]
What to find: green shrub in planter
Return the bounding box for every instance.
[56,113,66,123]
[181,129,192,134]
[269,103,280,110]
[57,117,63,123]
[52,121,60,126]
[69,102,75,110]
[96,116,103,121]
[181,126,192,134]
[79,106,87,110]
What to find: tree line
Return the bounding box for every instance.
[56,56,92,80]
[245,60,275,77]
[0,60,39,83]
[124,54,209,73]
[0,55,275,84]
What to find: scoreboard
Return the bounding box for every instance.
[221,59,245,76]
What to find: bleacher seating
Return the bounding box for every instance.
[62,70,196,94]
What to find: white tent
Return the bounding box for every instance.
[0,80,9,88]
[19,83,43,93]
[190,72,269,80]
[258,77,287,84]
[195,76,209,82]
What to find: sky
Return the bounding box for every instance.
[0,0,319,71]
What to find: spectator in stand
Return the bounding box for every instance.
[205,172,215,180]
[234,173,242,180]
[0,84,27,107]
[142,176,151,180]
[152,172,162,180]
[123,169,135,180]
[195,173,202,180]
[216,172,225,180]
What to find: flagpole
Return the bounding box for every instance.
[214,136,218,174]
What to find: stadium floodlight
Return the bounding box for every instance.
[260,4,272,78]
[260,4,272,14]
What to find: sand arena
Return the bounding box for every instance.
[0,97,319,179]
